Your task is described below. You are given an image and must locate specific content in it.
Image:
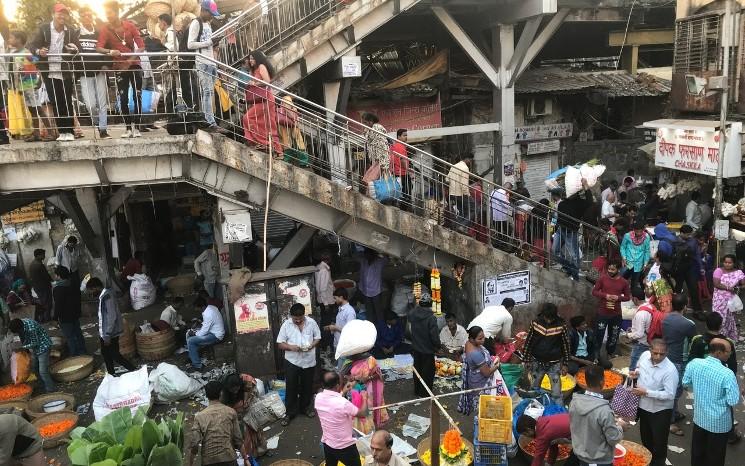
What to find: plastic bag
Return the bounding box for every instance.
[10,350,31,384]
[564,166,583,198]
[93,365,151,420]
[335,320,377,360]
[729,295,744,314]
[243,392,286,431]
[523,398,545,419]
[373,176,402,202]
[148,362,204,403]
[128,273,156,310]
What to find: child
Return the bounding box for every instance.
[568,316,596,375]
[7,30,51,142]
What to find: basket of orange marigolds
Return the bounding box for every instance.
[575,368,625,399]
[613,440,652,466]
[31,411,79,448]
[0,383,33,402]
[518,435,573,466]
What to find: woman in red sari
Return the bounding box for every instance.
[242,51,283,156]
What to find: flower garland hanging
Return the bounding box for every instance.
[452,263,465,289]
[431,267,441,315]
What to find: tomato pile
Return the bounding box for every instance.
[0,383,32,401]
[523,439,572,460]
[39,419,76,438]
[613,450,648,466]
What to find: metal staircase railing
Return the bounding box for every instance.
[0,50,608,279]
[212,0,343,67]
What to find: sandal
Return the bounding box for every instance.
[669,425,684,436]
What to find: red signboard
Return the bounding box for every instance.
[347,95,442,132]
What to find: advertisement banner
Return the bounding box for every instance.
[482,270,531,307]
[348,95,442,132]
[653,123,742,177]
[234,293,270,334]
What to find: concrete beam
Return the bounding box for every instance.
[493,0,557,24]
[431,6,501,88]
[268,225,317,270]
[57,190,101,258]
[517,8,571,78]
[387,123,501,142]
[608,29,674,46]
[105,187,134,219]
[507,16,542,87]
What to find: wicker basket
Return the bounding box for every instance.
[174,12,197,32]
[119,318,136,359]
[144,0,171,19]
[32,411,78,449]
[518,435,572,466]
[136,327,176,361]
[576,368,625,399]
[417,436,475,466]
[51,355,95,383]
[619,440,652,466]
[0,400,28,417]
[147,17,165,42]
[26,392,75,419]
[0,383,33,402]
[166,275,196,296]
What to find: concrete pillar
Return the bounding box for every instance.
[492,25,516,185]
[323,80,351,187]
[74,188,115,288]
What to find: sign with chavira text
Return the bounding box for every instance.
[653,123,742,178]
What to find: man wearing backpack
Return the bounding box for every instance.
[688,312,741,443]
[673,225,705,320]
[628,287,664,371]
[186,0,224,133]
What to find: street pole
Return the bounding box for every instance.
[715,0,732,223]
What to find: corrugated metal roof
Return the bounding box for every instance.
[516,68,671,97]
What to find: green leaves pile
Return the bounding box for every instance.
[67,406,184,466]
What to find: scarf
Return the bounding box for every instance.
[630,230,648,246]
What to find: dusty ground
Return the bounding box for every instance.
[29,303,745,466]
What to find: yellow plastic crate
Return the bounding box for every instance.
[477,417,512,444]
[478,395,512,421]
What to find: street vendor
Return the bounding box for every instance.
[222,373,268,460]
[373,313,407,359]
[8,318,55,392]
[437,313,467,360]
[467,298,515,352]
[365,429,408,466]
[0,413,46,465]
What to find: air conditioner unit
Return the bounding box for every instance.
[528,98,553,117]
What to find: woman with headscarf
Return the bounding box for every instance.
[457,326,505,415]
[242,51,283,157]
[222,372,268,461]
[341,351,389,434]
[7,279,32,311]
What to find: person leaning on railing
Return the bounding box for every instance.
[77,7,111,139]
[26,3,80,142]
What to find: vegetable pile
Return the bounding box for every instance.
[39,419,76,438]
[0,383,32,401]
[67,406,183,466]
[439,429,468,464]
[613,450,647,466]
[522,439,572,460]
[540,375,576,392]
[576,370,623,390]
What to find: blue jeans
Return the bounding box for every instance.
[187,333,218,368]
[60,320,87,356]
[553,226,580,279]
[629,341,649,371]
[196,63,216,125]
[33,350,56,392]
[671,361,685,423]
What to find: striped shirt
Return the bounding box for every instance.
[19,318,51,354]
[682,356,740,433]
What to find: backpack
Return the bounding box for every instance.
[177,19,203,64]
[662,237,693,271]
[639,303,665,344]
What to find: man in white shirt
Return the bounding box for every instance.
[188,0,224,133]
[601,192,617,224]
[628,288,655,370]
[490,182,513,246]
[438,313,467,360]
[365,430,409,466]
[194,246,219,298]
[601,180,618,204]
[468,298,515,343]
[446,154,473,227]
[277,303,321,426]
[158,13,179,114]
[325,288,356,369]
[685,191,703,230]
[628,340,678,466]
[187,296,225,370]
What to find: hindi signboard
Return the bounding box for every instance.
[526,139,561,155]
[651,122,742,177]
[348,95,442,133]
[515,123,573,142]
[1,200,45,225]
[482,270,531,307]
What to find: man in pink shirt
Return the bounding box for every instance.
[315,371,368,466]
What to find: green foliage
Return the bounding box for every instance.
[67,407,184,466]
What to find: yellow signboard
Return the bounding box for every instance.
[1,200,45,225]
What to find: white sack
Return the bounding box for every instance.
[93,365,151,420]
[335,319,377,360]
[128,273,156,310]
[148,362,204,403]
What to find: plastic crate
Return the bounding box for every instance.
[473,422,508,465]
[476,416,512,444]
[478,395,512,421]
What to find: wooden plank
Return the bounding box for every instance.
[608,29,675,46]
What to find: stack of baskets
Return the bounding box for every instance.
[473,395,512,466]
[135,327,176,361]
[144,0,200,41]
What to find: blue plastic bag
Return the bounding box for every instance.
[373,176,401,202]
[127,88,155,113]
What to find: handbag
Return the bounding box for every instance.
[362,162,381,184]
[728,294,743,314]
[373,176,402,202]
[610,378,640,420]
[7,90,32,137]
[245,84,269,104]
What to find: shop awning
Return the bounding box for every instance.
[642,119,725,131]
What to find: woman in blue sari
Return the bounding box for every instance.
[457,326,503,415]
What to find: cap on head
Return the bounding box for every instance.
[53,3,69,13]
[201,0,220,16]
